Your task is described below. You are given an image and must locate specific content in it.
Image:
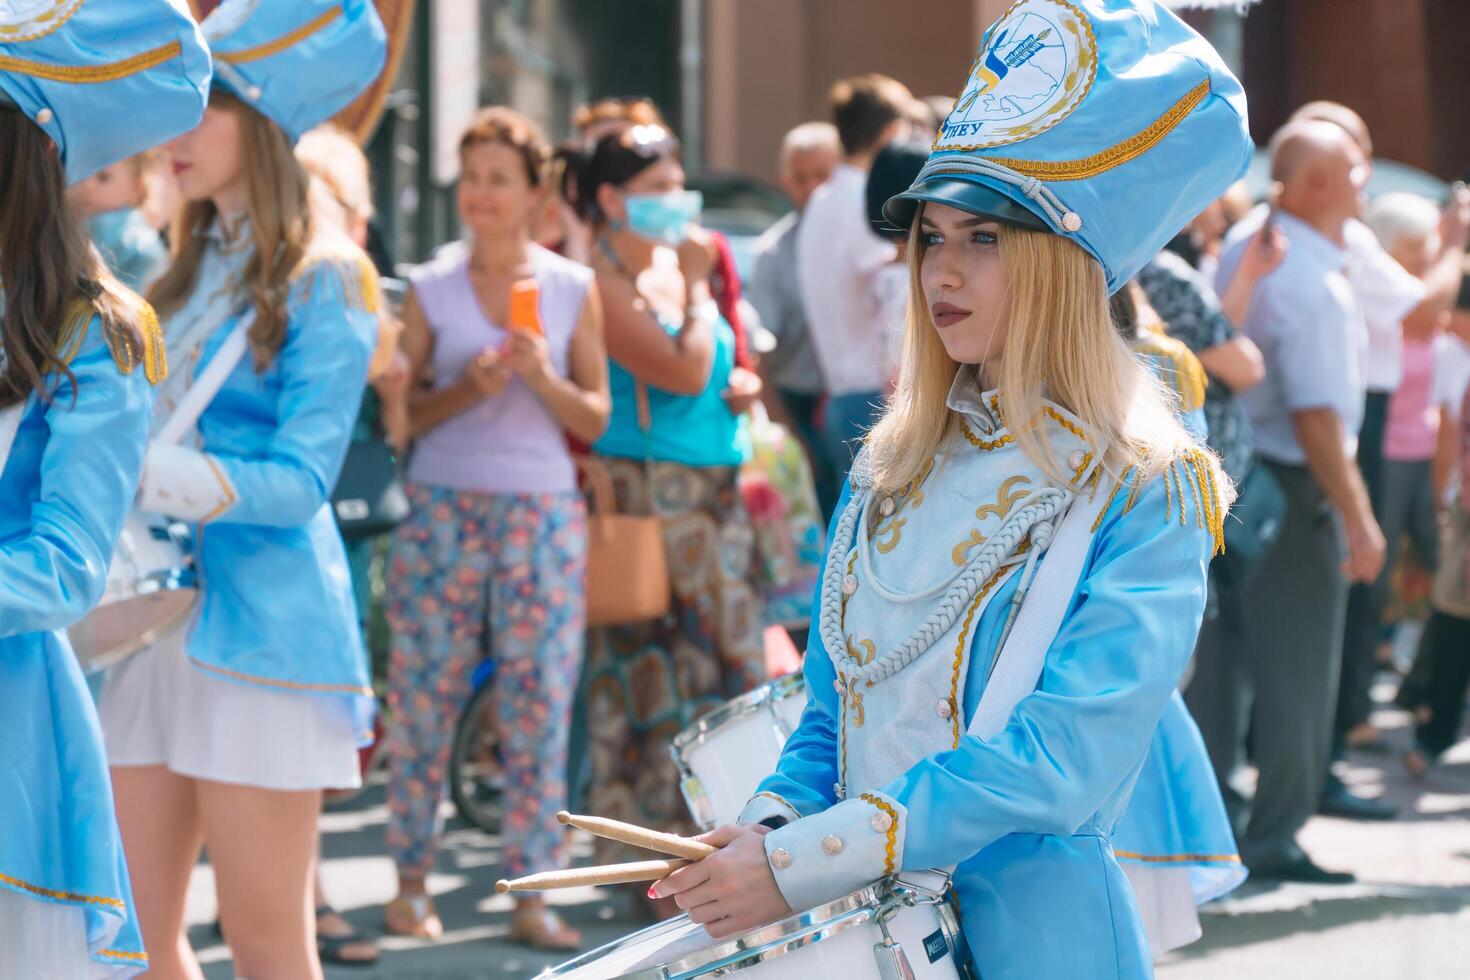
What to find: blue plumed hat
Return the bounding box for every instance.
[885,0,1252,292]
[0,0,212,183]
[202,0,387,142]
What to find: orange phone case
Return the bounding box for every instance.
[508,279,542,335]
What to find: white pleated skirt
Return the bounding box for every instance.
[1123,863,1203,958]
[0,889,90,980]
[98,626,361,792]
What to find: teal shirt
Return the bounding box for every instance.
[595,313,748,467]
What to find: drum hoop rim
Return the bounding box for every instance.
[669,673,806,754]
[541,876,968,979]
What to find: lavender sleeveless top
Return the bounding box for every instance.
[406,243,591,494]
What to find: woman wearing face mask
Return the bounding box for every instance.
[0,5,207,975]
[380,105,610,947]
[569,124,766,913]
[94,3,386,977]
[650,4,1252,976]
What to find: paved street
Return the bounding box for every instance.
[192,694,1470,979]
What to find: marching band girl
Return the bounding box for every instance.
[0,2,209,975]
[655,2,1254,976]
[96,2,387,976]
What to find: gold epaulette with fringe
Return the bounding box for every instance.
[54,288,168,385]
[292,238,381,315]
[52,300,94,370]
[1133,329,1207,414]
[1090,447,1228,557]
[103,295,168,385]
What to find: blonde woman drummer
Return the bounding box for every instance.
[654,2,1252,976]
[96,3,387,977]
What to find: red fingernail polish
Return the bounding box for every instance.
[647,885,658,899]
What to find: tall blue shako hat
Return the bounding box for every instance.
[201,0,387,143]
[0,0,212,183]
[884,0,1252,293]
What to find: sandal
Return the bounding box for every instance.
[317,904,380,966]
[509,904,582,952]
[384,894,444,940]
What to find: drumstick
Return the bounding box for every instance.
[556,811,717,861]
[495,859,688,894]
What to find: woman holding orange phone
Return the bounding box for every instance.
[382,105,610,949]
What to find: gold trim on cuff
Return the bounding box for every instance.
[858,794,899,875]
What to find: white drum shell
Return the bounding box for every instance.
[68,512,196,673]
[672,675,808,831]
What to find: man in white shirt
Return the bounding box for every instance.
[796,73,913,498]
[750,122,841,517]
[1187,120,1386,884]
[1284,104,1470,820]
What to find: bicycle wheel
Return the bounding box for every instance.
[449,677,505,834]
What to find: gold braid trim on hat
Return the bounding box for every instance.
[987,79,1212,183]
[217,7,342,65]
[0,40,181,84]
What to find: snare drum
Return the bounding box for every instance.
[542,874,972,980]
[672,674,807,830]
[68,512,196,673]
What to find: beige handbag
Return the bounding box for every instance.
[579,382,671,626]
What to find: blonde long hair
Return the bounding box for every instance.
[148,92,313,371]
[865,218,1228,507]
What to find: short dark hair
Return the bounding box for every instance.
[830,74,913,156]
[459,106,550,187]
[562,124,683,224]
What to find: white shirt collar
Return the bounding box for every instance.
[945,364,1004,432]
[1272,210,1349,271]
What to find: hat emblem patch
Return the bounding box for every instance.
[0,0,84,43]
[935,0,1097,153]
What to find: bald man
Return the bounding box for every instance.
[1288,105,1470,810]
[1186,120,1385,884]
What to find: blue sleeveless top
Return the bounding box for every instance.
[595,312,748,467]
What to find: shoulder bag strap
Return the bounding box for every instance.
[967,486,1112,740]
[156,310,254,447]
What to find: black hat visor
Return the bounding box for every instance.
[883,175,1051,235]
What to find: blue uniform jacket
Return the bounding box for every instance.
[751,461,1220,980]
[0,304,160,975]
[142,243,379,732]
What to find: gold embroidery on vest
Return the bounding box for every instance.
[874,517,906,554]
[953,475,1032,565]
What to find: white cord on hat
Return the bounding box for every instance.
[917,156,1083,233]
[213,60,264,102]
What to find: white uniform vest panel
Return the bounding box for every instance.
[824,368,1101,796]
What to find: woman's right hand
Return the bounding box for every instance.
[677,224,717,284]
[462,346,511,399]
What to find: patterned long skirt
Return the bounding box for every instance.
[584,458,767,860]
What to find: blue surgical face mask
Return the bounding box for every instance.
[623,190,703,246]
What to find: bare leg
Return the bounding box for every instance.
[110,765,205,980]
[197,779,323,980]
